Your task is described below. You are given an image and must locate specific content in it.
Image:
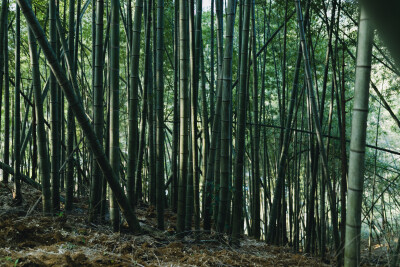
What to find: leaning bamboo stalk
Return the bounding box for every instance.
[16,0,140,232]
[0,161,41,191]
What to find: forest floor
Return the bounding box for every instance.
[0,182,388,266]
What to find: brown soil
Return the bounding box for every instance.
[0,183,386,266]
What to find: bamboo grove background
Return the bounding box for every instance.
[0,0,400,265]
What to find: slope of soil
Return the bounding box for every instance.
[0,182,385,266]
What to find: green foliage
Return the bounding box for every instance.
[61,242,77,250]
[0,256,20,266]
[1,256,13,263]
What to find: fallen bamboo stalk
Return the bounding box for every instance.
[0,161,41,191]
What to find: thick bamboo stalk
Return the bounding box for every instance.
[127,0,143,208]
[231,0,250,244]
[177,0,190,235]
[217,0,237,233]
[344,5,373,266]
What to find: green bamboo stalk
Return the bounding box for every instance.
[202,0,213,230]
[65,0,75,212]
[2,3,9,185]
[192,0,201,231]
[0,0,6,147]
[250,0,260,240]
[13,4,22,204]
[155,0,165,230]
[28,6,51,214]
[109,0,121,231]
[89,0,104,222]
[49,0,60,213]
[217,0,237,233]
[231,0,250,244]
[344,5,373,266]
[177,0,190,235]
[171,0,179,213]
[127,0,143,207]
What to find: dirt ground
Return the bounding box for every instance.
[0,182,387,266]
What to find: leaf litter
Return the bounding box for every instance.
[0,183,385,266]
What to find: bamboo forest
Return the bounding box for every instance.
[0,0,400,265]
